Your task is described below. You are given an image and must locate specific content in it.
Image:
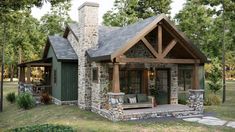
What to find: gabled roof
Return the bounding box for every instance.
[64,14,208,63]
[43,36,78,61]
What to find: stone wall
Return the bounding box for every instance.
[90,63,110,111]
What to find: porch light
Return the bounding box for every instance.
[149,67,154,80]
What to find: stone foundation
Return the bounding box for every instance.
[188,89,204,113]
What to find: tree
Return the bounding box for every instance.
[103,0,172,26]
[40,1,72,35]
[207,58,222,94]
[174,0,219,58]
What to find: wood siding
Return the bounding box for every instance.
[61,62,78,101]
[47,47,62,100]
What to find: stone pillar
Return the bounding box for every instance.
[77,2,99,110]
[107,92,125,121]
[188,89,204,113]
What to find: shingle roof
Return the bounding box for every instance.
[48,36,78,61]
[66,14,208,63]
[87,16,158,59]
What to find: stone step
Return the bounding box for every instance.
[172,110,203,118]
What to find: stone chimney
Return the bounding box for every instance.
[77,2,99,110]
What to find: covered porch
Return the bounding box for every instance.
[98,22,205,121]
[18,58,52,96]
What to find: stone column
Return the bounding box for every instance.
[107,92,125,121]
[188,89,204,113]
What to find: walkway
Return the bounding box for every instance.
[183,116,235,128]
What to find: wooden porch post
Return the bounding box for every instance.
[112,63,120,93]
[22,67,25,83]
[193,64,199,89]
[26,65,31,84]
[19,67,22,82]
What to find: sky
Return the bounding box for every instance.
[31,0,186,24]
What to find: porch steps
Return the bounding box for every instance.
[172,110,203,119]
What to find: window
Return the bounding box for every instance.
[92,67,98,83]
[54,69,57,84]
[120,70,142,94]
[178,66,193,92]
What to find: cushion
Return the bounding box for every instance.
[137,94,148,103]
[128,97,137,104]
[110,98,118,104]
[124,94,136,103]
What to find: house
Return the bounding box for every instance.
[18,2,207,121]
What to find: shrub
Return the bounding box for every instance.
[207,58,222,94]
[6,92,16,103]
[178,93,188,105]
[16,92,35,110]
[10,124,75,132]
[204,94,221,106]
[40,92,52,104]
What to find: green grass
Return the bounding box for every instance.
[204,80,235,120]
[0,81,234,132]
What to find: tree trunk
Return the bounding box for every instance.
[10,64,14,82]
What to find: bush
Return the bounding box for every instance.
[10,124,75,132]
[16,92,35,110]
[178,93,188,105]
[207,58,222,94]
[6,92,16,103]
[40,92,52,104]
[204,94,221,106]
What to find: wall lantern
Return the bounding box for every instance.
[149,67,154,80]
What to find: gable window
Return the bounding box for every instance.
[54,69,57,84]
[92,67,98,83]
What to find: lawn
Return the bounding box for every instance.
[0,81,234,132]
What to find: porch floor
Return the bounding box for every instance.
[123,104,194,115]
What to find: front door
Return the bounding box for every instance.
[155,69,170,104]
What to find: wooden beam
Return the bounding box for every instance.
[192,64,200,89]
[141,37,159,58]
[116,57,200,64]
[158,24,163,55]
[26,65,31,84]
[112,63,120,93]
[161,24,198,59]
[111,15,165,60]
[162,39,177,58]
[29,63,52,67]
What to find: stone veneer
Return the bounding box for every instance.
[75,2,99,110]
[188,89,204,113]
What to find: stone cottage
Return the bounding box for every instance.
[18,2,207,121]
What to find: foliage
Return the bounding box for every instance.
[40,92,52,104]
[103,0,172,26]
[207,58,222,94]
[178,93,188,105]
[40,1,72,35]
[175,0,235,61]
[16,92,35,110]
[204,93,221,106]
[6,92,16,103]
[9,124,75,132]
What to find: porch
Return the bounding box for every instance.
[17,58,52,96]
